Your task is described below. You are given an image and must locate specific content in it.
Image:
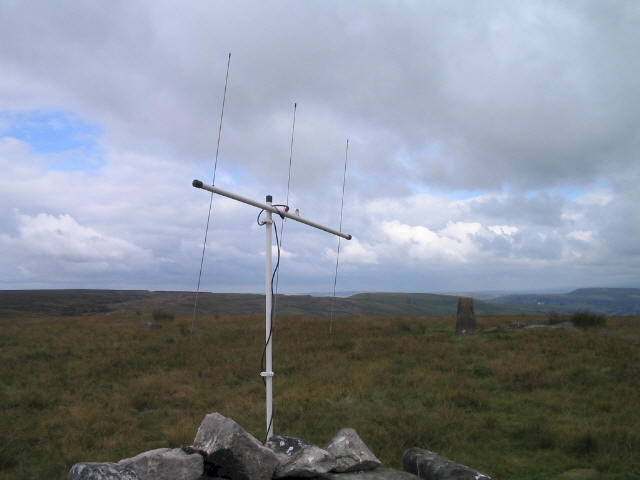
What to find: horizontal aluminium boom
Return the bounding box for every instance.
[192,179,352,240]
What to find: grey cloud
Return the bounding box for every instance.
[463,193,566,227]
[595,170,640,258]
[3,1,639,194]
[1,1,639,292]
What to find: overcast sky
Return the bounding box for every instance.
[1,1,639,294]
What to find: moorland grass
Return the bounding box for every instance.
[1,313,639,479]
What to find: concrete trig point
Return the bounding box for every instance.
[455,297,476,335]
[192,179,352,441]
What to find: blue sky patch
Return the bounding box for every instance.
[524,186,587,200]
[0,109,105,171]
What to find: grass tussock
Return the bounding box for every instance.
[151,309,175,321]
[1,313,639,479]
[571,311,607,328]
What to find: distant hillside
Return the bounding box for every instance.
[488,288,640,316]
[0,289,538,318]
[0,289,149,316]
[7,288,636,318]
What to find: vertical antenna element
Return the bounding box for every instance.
[274,102,297,307]
[285,103,297,207]
[329,138,349,334]
[191,53,232,334]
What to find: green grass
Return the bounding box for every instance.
[1,313,639,479]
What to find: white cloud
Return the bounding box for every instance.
[568,230,596,244]
[575,190,613,207]
[271,245,294,259]
[14,212,152,268]
[488,225,519,236]
[324,237,378,265]
[381,220,477,263]
[344,243,378,265]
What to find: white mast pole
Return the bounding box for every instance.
[263,195,274,441]
[192,179,352,442]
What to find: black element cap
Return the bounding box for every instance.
[346,234,352,240]
[266,195,272,203]
[192,179,203,188]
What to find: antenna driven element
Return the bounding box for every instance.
[191,179,352,440]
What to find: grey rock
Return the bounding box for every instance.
[326,428,381,473]
[118,447,203,480]
[455,298,476,335]
[68,462,138,480]
[403,448,492,480]
[510,321,526,328]
[322,468,420,480]
[267,435,335,478]
[524,324,549,329]
[191,412,278,480]
[267,435,308,457]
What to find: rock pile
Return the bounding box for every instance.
[192,413,279,480]
[68,412,491,480]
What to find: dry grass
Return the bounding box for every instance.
[1,313,639,479]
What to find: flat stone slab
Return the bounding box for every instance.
[191,412,278,480]
[403,448,492,480]
[68,462,138,480]
[118,447,203,480]
[326,428,381,473]
[322,468,420,480]
[551,321,574,329]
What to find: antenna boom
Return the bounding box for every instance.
[192,179,352,240]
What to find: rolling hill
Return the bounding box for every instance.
[488,288,640,316]
[1,287,637,318]
[0,289,534,318]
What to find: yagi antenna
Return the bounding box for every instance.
[192,179,352,441]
